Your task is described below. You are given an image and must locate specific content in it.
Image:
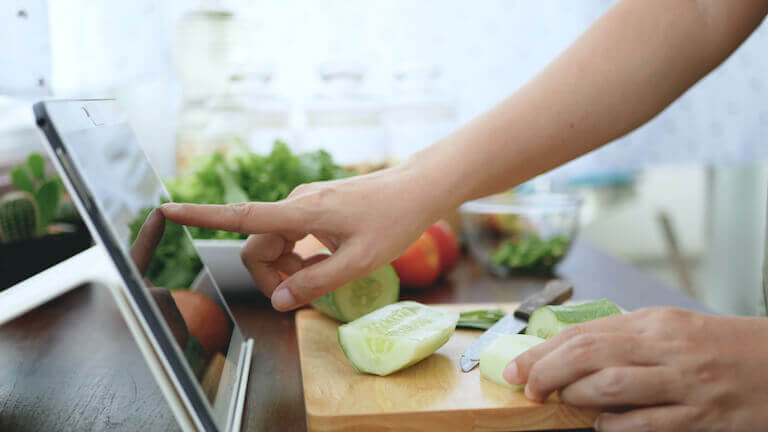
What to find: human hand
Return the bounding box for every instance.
[161,165,451,311]
[505,308,768,431]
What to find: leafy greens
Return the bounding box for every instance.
[130,141,352,288]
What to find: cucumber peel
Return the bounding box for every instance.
[311,263,400,322]
[337,301,459,376]
[525,299,622,339]
[480,334,544,389]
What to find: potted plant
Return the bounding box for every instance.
[0,153,92,289]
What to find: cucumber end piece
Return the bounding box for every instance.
[526,299,622,339]
[479,334,545,389]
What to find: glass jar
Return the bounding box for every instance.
[203,65,293,157]
[381,65,457,163]
[175,101,211,173]
[174,1,235,173]
[174,3,234,103]
[302,62,386,169]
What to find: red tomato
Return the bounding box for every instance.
[391,233,441,288]
[294,234,326,258]
[171,290,231,355]
[426,220,460,274]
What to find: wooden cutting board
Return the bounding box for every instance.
[296,303,598,432]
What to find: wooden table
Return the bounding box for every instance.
[0,240,709,432]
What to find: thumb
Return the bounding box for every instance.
[270,244,368,311]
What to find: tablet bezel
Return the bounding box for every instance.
[33,99,247,432]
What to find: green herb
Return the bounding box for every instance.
[457,309,506,330]
[490,233,570,275]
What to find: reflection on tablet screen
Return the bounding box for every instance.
[58,120,243,429]
[130,208,233,402]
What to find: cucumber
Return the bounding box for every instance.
[480,334,545,389]
[337,301,459,376]
[311,263,400,322]
[525,299,622,339]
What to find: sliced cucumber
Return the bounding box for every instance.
[311,263,400,322]
[525,299,622,339]
[480,334,544,389]
[337,301,459,376]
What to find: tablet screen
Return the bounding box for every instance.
[40,101,246,431]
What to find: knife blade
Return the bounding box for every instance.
[459,279,573,372]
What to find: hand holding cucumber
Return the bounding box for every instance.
[505,308,768,432]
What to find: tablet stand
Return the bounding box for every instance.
[0,244,252,432]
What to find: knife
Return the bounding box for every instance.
[459,280,573,372]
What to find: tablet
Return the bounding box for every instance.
[33,99,251,432]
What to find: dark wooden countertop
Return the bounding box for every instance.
[0,240,708,432]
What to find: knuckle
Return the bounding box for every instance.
[567,341,595,365]
[569,334,598,352]
[240,236,256,264]
[239,246,249,266]
[290,183,312,196]
[653,307,688,323]
[287,186,340,228]
[691,354,720,383]
[596,368,627,399]
[291,184,336,206]
[642,307,691,337]
[559,324,584,341]
[353,245,378,272]
[228,202,254,231]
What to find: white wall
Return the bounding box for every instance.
[9,0,764,176]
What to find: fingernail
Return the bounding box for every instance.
[524,385,536,401]
[503,361,521,384]
[271,287,297,311]
[594,414,605,431]
[161,203,180,212]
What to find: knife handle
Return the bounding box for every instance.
[514,280,574,320]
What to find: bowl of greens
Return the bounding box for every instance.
[459,193,582,277]
[131,141,353,292]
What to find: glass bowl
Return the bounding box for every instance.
[459,193,582,277]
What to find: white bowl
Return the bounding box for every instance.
[194,235,327,293]
[194,240,255,293]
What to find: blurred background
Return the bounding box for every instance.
[1,0,767,315]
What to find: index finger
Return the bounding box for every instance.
[130,208,166,274]
[161,202,306,233]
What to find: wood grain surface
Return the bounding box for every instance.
[0,240,708,431]
[297,303,598,432]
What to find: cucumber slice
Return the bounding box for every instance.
[480,334,544,389]
[311,263,400,322]
[337,301,459,376]
[525,299,622,339]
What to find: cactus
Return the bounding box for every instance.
[0,191,39,243]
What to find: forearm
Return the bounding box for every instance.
[407,0,768,212]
